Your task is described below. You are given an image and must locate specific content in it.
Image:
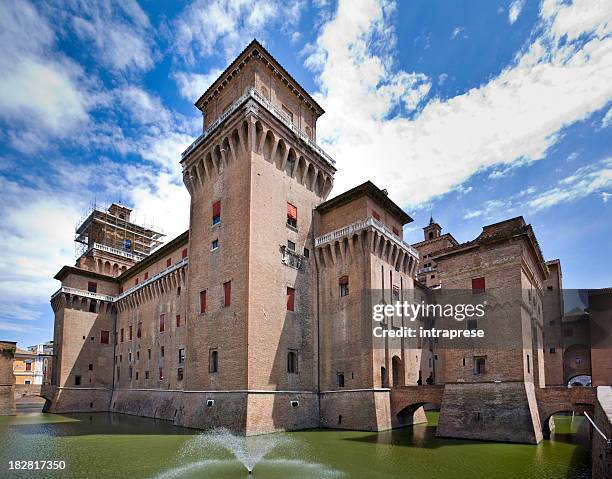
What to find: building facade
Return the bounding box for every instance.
[48,40,607,442]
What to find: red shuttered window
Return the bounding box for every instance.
[137,322,142,338]
[144,272,148,280]
[472,277,486,293]
[223,281,231,307]
[182,248,188,258]
[200,290,206,313]
[159,314,165,332]
[287,287,295,311]
[166,258,172,267]
[176,315,181,327]
[212,201,221,225]
[372,210,380,221]
[287,203,298,228]
[129,325,132,341]
[100,330,110,344]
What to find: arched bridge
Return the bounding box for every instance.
[390,385,445,418]
[536,386,597,437]
[14,384,56,402]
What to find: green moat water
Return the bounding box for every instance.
[0,410,591,478]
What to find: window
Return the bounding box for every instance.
[287,350,298,373]
[282,104,293,123]
[116,367,120,379]
[145,370,149,379]
[144,272,149,280]
[428,232,434,240]
[161,346,165,358]
[339,276,349,297]
[287,287,295,311]
[87,281,97,293]
[177,286,181,296]
[75,375,81,386]
[88,363,93,371]
[129,325,133,341]
[211,239,219,250]
[136,351,140,360]
[136,371,139,380]
[100,330,110,344]
[223,281,231,307]
[159,314,165,333]
[467,319,478,331]
[147,349,151,360]
[123,239,132,251]
[178,349,185,364]
[129,367,132,379]
[472,277,485,294]
[209,350,218,373]
[137,322,142,338]
[177,368,184,381]
[120,328,124,342]
[166,258,172,267]
[372,210,381,221]
[392,226,400,236]
[474,356,486,374]
[303,248,309,258]
[212,201,221,225]
[287,240,296,251]
[287,203,298,228]
[392,285,400,300]
[176,315,181,327]
[135,277,139,285]
[25,380,31,385]
[550,348,556,354]
[337,373,345,388]
[182,248,188,259]
[159,367,163,380]
[200,290,207,313]
[25,362,32,371]
[89,301,97,313]
[527,354,530,373]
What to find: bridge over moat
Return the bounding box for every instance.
[390,383,597,442]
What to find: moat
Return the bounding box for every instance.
[0,410,591,478]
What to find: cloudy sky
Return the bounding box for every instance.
[0,0,610,346]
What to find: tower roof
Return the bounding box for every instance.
[195,39,325,117]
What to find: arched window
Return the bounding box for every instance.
[337,372,345,388]
[287,350,298,374]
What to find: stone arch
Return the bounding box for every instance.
[104,261,111,275]
[97,259,103,273]
[222,136,232,165]
[213,144,223,171]
[315,170,325,196]
[241,120,249,153]
[263,130,275,162]
[305,163,316,190]
[112,264,119,276]
[231,128,241,159]
[204,152,215,179]
[254,121,264,153]
[283,147,296,176]
[121,266,127,274]
[294,156,306,183]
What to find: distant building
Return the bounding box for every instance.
[13,341,53,385]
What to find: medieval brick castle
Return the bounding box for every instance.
[47,40,610,443]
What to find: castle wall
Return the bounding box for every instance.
[0,342,16,415]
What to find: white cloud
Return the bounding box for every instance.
[62,0,156,73]
[0,1,91,144]
[305,0,612,208]
[173,0,305,65]
[602,107,612,128]
[508,0,525,25]
[451,26,465,39]
[174,69,224,101]
[526,158,612,211]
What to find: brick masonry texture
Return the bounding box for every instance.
[44,40,608,443]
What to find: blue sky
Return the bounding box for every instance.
[0,0,610,347]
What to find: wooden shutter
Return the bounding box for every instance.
[472,277,485,292]
[213,201,221,217]
[287,203,298,220]
[224,282,231,306]
[200,290,206,313]
[287,287,295,311]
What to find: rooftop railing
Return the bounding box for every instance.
[50,286,116,303]
[181,87,336,166]
[314,217,419,259]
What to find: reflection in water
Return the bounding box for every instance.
[0,411,591,479]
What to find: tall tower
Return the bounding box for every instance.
[179,40,335,434]
[49,203,164,412]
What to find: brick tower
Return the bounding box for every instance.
[178,40,336,434]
